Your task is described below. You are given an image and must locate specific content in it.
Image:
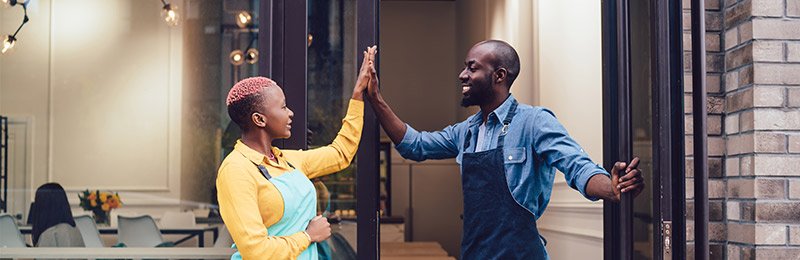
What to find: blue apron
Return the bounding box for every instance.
[231,159,319,260]
[460,100,548,259]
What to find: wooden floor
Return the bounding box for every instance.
[380,241,456,260]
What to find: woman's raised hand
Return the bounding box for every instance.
[352,45,377,101]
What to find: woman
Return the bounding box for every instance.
[216,46,377,259]
[30,182,82,247]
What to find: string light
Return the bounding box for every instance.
[236,11,252,28]
[1,35,15,54]
[0,0,28,55]
[160,0,180,26]
[245,48,258,64]
[229,50,244,66]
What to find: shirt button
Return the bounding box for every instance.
[508,156,513,160]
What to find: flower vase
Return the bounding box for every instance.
[93,209,110,226]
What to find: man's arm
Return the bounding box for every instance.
[364,50,406,144]
[585,158,644,203]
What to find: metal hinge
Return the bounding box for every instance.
[662,221,673,259]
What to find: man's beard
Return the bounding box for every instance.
[460,94,482,107]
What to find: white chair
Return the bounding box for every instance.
[36,223,85,247]
[74,214,105,247]
[0,213,27,247]
[118,215,173,247]
[213,224,233,248]
[160,211,195,227]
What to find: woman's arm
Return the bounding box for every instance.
[291,47,376,178]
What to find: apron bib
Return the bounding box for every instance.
[231,160,319,260]
[460,100,548,259]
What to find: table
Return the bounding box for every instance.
[0,247,237,259]
[18,225,219,247]
[380,241,451,257]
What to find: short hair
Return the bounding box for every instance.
[479,40,521,87]
[31,183,76,246]
[226,77,278,131]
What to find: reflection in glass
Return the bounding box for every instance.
[630,0,654,259]
[307,0,358,250]
[236,11,252,28]
[230,50,245,66]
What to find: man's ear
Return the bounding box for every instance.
[251,112,267,128]
[494,68,507,84]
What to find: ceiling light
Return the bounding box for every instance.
[229,50,244,66]
[160,0,180,26]
[1,35,15,54]
[245,48,258,64]
[236,11,252,28]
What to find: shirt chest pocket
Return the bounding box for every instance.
[503,147,527,164]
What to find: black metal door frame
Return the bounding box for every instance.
[258,0,380,258]
[602,0,685,259]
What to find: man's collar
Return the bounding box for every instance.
[469,94,517,126]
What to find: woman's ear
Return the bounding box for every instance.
[251,112,267,128]
[494,68,507,84]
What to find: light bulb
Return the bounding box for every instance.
[245,48,259,64]
[230,50,244,66]
[1,35,16,54]
[161,3,180,26]
[236,11,252,28]
[0,0,10,8]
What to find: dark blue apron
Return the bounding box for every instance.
[460,100,548,259]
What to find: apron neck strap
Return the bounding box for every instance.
[496,100,518,149]
[461,99,519,151]
[252,160,296,181]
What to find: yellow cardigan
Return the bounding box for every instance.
[216,99,364,259]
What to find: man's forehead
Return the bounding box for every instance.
[465,45,495,65]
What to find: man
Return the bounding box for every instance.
[365,41,644,259]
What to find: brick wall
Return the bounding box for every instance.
[686,0,800,259]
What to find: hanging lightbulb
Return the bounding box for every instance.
[160,2,180,26]
[245,48,259,64]
[1,0,11,8]
[236,11,252,28]
[1,35,16,54]
[229,50,244,66]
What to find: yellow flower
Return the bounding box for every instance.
[91,200,97,207]
[102,203,110,211]
[100,193,110,203]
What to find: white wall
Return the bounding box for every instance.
[535,1,605,259]
[0,0,185,219]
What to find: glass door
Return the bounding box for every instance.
[602,0,685,259]
[258,0,380,258]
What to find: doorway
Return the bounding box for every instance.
[602,0,686,259]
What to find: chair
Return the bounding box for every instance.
[159,211,195,227]
[74,214,105,247]
[36,223,86,247]
[117,215,173,247]
[213,224,233,248]
[0,213,27,247]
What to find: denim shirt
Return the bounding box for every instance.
[395,94,609,219]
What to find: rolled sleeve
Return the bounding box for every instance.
[574,164,611,201]
[394,124,459,161]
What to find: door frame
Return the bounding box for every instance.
[258,0,381,258]
[602,0,685,259]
